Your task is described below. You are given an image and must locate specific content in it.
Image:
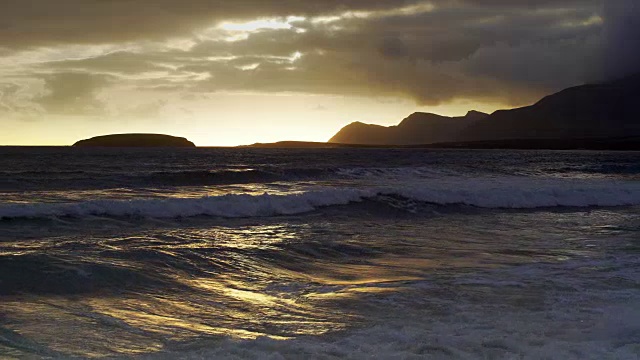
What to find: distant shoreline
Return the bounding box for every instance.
[3,136,640,150]
[240,137,640,151]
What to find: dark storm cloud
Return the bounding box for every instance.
[0,1,604,48]
[379,37,410,59]
[602,0,640,78]
[177,1,605,105]
[2,0,627,112]
[0,0,422,47]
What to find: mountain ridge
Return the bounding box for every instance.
[329,74,640,145]
[330,110,488,145]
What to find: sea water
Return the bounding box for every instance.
[0,148,639,359]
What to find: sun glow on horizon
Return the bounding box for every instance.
[0,93,506,147]
[0,0,601,147]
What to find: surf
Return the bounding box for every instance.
[1,177,639,220]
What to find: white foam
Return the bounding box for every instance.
[0,188,372,219]
[146,307,640,360]
[1,178,639,219]
[387,177,640,208]
[146,255,640,360]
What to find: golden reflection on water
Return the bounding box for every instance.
[3,223,402,356]
[2,298,166,357]
[0,182,304,204]
[0,222,479,357]
[4,213,588,359]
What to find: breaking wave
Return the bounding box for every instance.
[0,189,369,219]
[1,178,639,220]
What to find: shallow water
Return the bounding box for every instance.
[1,148,639,358]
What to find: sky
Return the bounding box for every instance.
[0,0,638,146]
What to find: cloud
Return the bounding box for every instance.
[35,72,110,115]
[602,0,640,78]
[176,1,604,105]
[379,37,410,59]
[43,51,169,75]
[0,0,621,116]
[126,99,169,119]
[0,0,424,48]
[0,83,22,111]
[0,79,46,119]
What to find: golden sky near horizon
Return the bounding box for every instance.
[0,0,638,146]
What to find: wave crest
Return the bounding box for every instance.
[1,179,639,220]
[0,189,370,219]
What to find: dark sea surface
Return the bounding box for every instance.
[1,147,639,359]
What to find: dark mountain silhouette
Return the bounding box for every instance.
[73,134,196,147]
[416,136,640,150]
[459,74,640,141]
[329,111,488,145]
[329,74,640,145]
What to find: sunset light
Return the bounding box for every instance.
[2,1,640,358]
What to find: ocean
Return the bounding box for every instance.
[1,147,639,359]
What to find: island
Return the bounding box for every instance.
[73,134,196,148]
